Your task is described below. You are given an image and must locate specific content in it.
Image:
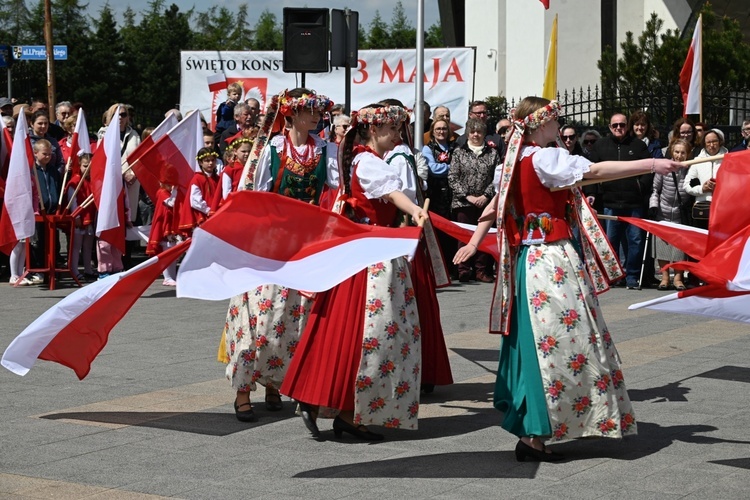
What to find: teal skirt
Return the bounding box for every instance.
[494,246,552,438]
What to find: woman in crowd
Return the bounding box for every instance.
[422,117,457,272]
[684,129,728,231]
[281,103,427,441]
[455,97,682,461]
[629,110,663,158]
[28,110,65,175]
[560,125,583,156]
[222,88,338,423]
[666,118,701,159]
[448,117,499,283]
[649,139,692,291]
[329,113,351,145]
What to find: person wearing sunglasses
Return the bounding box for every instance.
[560,125,583,156]
[588,113,652,290]
[455,100,505,156]
[730,119,750,152]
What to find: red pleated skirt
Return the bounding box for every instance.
[280,269,368,410]
[411,242,454,386]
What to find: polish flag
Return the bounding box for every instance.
[1,241,191,379]
[126,112,179,166]
[679,14,702,116]
[630,223,750,323]
[0,112,35,255]
[67,109,93,175]
[129,111,201,204]
[89,106,126,253]
[539,0,550,9]
[428,211,499,260]
[177,191,423,300]
[619,217,707,260]
[207,73,227,93]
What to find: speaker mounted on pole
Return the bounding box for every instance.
[283,8,330,74]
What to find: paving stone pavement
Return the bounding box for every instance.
[2,275,750,499]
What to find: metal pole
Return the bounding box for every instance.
[414,0,425,152]
[6,68,10,98]
[344,8,351,114]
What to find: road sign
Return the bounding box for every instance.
[11,45,68,61]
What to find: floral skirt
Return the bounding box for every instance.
[495,241,637,440]
[224,285,312,392]
[281,257,422,429]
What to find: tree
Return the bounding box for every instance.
[367,11,389,49]
[424,22,444,48]
[228,4,253,51]
[81,4,126,111]
[388,1,416,49]
[0,0,33,43]
[251,9,281,51]
[51,0,94,104]
[193,6,235,50]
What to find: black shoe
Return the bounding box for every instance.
[422,383,435,394]
[458,273,471,283]
[514,440,564,462]
[298,402,320,438]
[233,400,257,423]
[265,392,283,411]
[332,416,384,441]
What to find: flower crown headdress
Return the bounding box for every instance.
[518,100,562,130]
[353,105,410,127]
[227,137,253,149]
[278,89,334,117]
[196,150,219,161]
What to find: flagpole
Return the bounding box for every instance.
[65,163,91,211]
[31,164,46,214]
[58,156,72,207]
[550,154,725,192]
[698,14,703,123]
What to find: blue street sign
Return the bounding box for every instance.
[11,45,68,61]
[0,44,12,68]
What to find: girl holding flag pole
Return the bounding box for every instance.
[280,103,428,441]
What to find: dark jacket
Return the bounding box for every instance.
[589,135,651,210]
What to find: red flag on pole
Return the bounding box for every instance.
[539,0,550,9]
[129,111,202,204]
[207,73,227,93]
[679,14,702,116]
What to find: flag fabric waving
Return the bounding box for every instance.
[542,14,558,100]
[207,73,227,93]
[1,240,191,379]
[0,112,35,255]
[539,0,550,9]
[177,191,423,300]
[129,111,201,204]
[428,211,499,260]
[127,113,179,167]
[0,113,11,179]
[89,106,126,253]
[679,14,702,116]
[66,110,93,176]
[619,218,707,261]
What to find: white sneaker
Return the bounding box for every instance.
[9,277,31,286]
[162,279,177,287]
[30,274,44,284]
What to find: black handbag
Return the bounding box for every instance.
[671,172,693,225]
[692,200,711,220]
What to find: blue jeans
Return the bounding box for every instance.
[604,207,645,286]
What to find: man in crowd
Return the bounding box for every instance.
[730,119,750,152]
[588,113,651,289]
[218,100,259,155]
[455,100,505,156]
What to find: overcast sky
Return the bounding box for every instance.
[84,0,441,32]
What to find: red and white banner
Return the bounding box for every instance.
[206,72,227,93]
[177,191,423,300]
[679,14,702,116]
[0,112,34,255]
[1,241,190,379]
[180,48,475,132]
[90,107,125,252]
[129,111,202,204]
[620,218,707,261]
[429,211,499,260]
[127,113,179,166]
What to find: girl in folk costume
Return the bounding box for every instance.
[179,148,219,236]
[280,104,428,441]
[380,98,453,394]
[147,164,182,286]
[222,88,339,423]
[66,152,96,280]
[455,97,683,461]
[210,134,254,212]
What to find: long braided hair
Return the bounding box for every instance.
[337,102,384,198]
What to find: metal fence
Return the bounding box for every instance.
[503,84,750,148]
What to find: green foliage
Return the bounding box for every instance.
[424,22,444,48]
[367,11,390,49]
[388,1,416,49]
[252,9,281,51]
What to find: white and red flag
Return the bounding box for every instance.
[177,191,424,300]
[0,112,35,255]
[1,241,190,379]
[126,112,179,166]
[207,73,227,93]
[679,14,702,116]
[429,211,499,260]
[0,112,11,179]
[90,106,126,253]
[67,109,93,173]
[128,111,201,204]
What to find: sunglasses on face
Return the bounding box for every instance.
[119,112,128,118]
[498,127,508,135]
[610,123,627,129]
[583,139,596,145]
[562,134,576,141]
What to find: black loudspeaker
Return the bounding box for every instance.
[283,8,329,74]
[331,9,358,68]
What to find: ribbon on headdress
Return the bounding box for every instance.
[277,89,334,117]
